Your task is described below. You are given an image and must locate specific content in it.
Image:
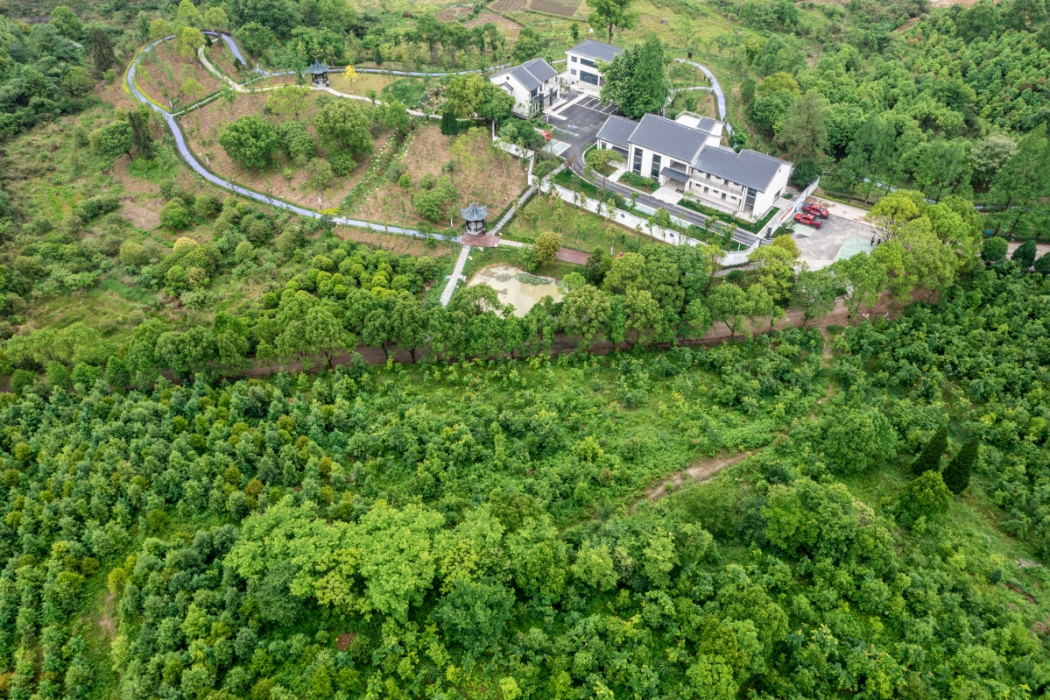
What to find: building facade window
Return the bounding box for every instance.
[571,69,577,76]
[581,58,595,68]
[571,56,577,62]
[581,71,599,86]
[651,154,661,180]
[633,148,643,175]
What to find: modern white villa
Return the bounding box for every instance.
[562,39,623,91]
[489,58,560,118]
[596,112,793,221]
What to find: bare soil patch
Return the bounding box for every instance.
[119,195,163,230]
[354,125,528,228]
[96,76,138,111]
[180,92,390,210]
[437,6,473,21]
[136,41,223,110]
[467,11,523,41]
[97,593,117,640]
[641,451,755,504]
[335,633,357,651]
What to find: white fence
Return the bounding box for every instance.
[770,178,821,232]
[538,179,758,266]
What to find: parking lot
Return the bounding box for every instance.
[545,91,617,161]
[793,214,877,270]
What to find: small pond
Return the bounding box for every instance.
[466,264,563,317]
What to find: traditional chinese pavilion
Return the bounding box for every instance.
[460,202,488,235]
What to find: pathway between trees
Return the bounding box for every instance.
[637,450,757,508]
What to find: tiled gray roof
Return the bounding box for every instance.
[596,115,637,149]
[629,114,710,164]
[567,39,624,63]
[491,58,557,92]
[660,166,689,182]
[692,146,788,192]
[695,116,720,132]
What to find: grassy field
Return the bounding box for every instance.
[501,190,655,254]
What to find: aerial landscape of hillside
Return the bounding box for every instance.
[0,0,1049,698]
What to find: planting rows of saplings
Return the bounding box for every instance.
[136,39,223,109]
[178,89,398,210]
[466,10,524,41]
[527,0,585,17]
[353,126,529,228]
[354,123,529,227]
[488,0,529,11]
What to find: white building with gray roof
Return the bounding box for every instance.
[563,39,624,91]
[490,58,560,118]
[596,112,792,220]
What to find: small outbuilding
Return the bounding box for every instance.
[460,202,488,235]
[307,60,329,87]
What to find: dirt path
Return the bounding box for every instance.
[637,450,756,507]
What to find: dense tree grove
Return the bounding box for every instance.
[1,2,1049,699]
[0,10,108,140]
[0,267,1048,699]
[701,0,1050,235]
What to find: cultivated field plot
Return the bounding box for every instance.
[467,10,523,41]
[527,0,584,17]
[136,41,223,109]
[179,92,393,209]
[488,0,528,11]
[354,125,528,227]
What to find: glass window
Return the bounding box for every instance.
[571,69,576,76]
[632,149,643,175]
[651,154,661,180]
[580,71,599,86]
[581,58,595,68]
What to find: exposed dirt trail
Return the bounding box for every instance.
[636,450,758,508]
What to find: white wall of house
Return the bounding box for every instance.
[627,145,668,181]
[564,52,605,90]
[492,76,558,117]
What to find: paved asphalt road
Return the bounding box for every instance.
[793,214,875,270]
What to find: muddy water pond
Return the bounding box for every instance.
[466,264,563,316]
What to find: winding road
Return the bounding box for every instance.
[128,35,450,241]
[674,58,731,135]
[124,33,744,300]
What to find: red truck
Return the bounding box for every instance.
[801,202,829,218]
[794,212,823,228]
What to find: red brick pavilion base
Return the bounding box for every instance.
[461,233,501,247]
